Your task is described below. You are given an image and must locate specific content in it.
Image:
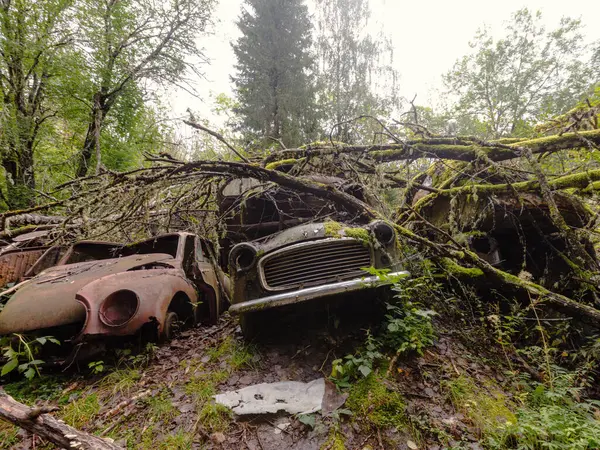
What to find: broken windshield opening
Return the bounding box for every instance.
[61,235,181,265]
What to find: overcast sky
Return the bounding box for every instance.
[168,0,600,135]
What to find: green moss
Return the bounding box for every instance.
[346,374,406,429]
[343,227,371,244]
[440,258,484,278]
[320,428,346,450]
[265,157,305,170]
[443,375,516,435]
[299,140,347,149]
[324,220,343,237]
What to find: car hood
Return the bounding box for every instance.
[253,222,362,254]
[0,253,176,334]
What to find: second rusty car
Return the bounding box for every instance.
[0,232,229,358]
[227,221,409,339]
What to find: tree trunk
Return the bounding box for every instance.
[77,93,105,178]
[0,389,122,450]
[2,145,36,209]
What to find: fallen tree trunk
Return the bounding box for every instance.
[0,389,122,450]
[439,258,600,325]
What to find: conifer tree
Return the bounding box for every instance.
[232,0,318,148]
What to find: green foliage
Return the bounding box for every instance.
[488,370,600,449]
[331,332,382,385]
[382,281,437,356]
[315,0,400,144]
[445,8,595,138]
[0,334,59,380]
[0,0,74,207]
[331,277,437,386]
[232,0,319,148]
[88,360,105,375]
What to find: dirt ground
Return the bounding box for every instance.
[1,298,516,450]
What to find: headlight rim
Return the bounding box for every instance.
[229,243,258,272]
[98,289,140,328]
[371,220,396,246]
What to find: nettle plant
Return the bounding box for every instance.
[1,334,59,379]
[331,276,438,385]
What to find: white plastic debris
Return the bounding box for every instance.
[214,378,325,415]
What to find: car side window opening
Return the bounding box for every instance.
[195,238,206,263]
[182,236,196,274]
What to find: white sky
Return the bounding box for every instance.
[167,0,600,134]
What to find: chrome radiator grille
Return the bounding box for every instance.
[260,239,372,291]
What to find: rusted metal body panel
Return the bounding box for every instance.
[0,248,47,287]
[76,268,198,339]
[0,233,228,351]
[0,253,175,334]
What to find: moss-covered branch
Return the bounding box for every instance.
[262,129,600,165]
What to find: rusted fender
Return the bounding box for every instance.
[75,269,198,339]
[0,254,175,335]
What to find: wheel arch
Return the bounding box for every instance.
[167,291,195,325]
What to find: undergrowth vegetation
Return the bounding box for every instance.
[331,272,600,449]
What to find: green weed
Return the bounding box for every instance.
[99,368,142,396]
[143,390,177,423]
[60,393,101,429]
[197,402,232,432]
[158,430,195,449]
[185,369,228,403]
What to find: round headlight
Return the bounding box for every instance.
[372,221,395,245]
[229,243,258,272]
[99,290,139,327]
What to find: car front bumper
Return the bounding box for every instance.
[229,271,410,314]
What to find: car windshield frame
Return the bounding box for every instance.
[58,234,183,265]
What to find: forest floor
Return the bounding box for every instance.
[0,298,525,450]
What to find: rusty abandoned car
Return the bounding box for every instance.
[228,221,409,338]
[217,177,409,338]
[0,232,229,359]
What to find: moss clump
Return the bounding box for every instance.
[443,375,516,435]
[440,258,484,278]
[265,158,305,170]
[343,227,371,244]
[320,428,346,450]
[299,140,347,149]
[324,220,343,237]
[346,374,406,429]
